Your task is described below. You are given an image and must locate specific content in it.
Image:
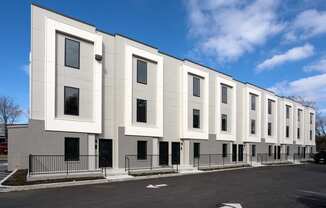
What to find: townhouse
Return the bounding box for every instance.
[8,4,316,173]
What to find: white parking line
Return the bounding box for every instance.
[146,184,168,189]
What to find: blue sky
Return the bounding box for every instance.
[1,0,326,123]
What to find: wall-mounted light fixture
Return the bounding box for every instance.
[95,54,102,61]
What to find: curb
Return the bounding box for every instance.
[0,162,304,192]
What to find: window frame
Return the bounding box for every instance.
[286,125,290,138]
[64,38,80,69]
[136,99,147,123]
[221,114,227,132]
[250,94,256,111]
[250,119,256,134]
[137,140,147,160]
[268,99,272,115]
[136,59,148,85]
[297,127,300,139]
[193,76,200,97]
[221,85,228,104]
[268,122,272,136]
[64,137,80,161]
[193,109,200,129]
[64,86,80,116]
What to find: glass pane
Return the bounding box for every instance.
[65,38,80,69]
[64,86,79,116]
[193,77,200,97]
[137,60,147,84]
[137,99,147,123]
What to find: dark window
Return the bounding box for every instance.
[64,137,79,161]
[221,114,227,131]
[194,143,200,158]
[310,130,312,140]
[286,106,290,119]
[286,125,290,138]
[222,143,228,157]
[298,146,301,155]
[65,38,80,69]
[268,100,272,114]
[251,145,256,157]
[251,94,256,111]
[136,99,147,123]
[310,146,313,153]
[251,119,256,134]
[310,113,313,124]
[268,145,272,156]
[137,141,147,160]
[221,85,228,104]
[268,122,272,136]
[286,146,290,156]
[298,110,301,122]
[64,86,79,116]
[193,109,200,128]
[297,128,300,139]
[137,59,147,84]
[193,77,200,97]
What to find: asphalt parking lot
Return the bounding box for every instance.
[0,163,326,208]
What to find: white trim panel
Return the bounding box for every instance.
[244,86,261,143]
[124,44,163,137]
[264,94,278,144]
[44,18,102,133]
[180,64,209,140]
[215,76,236,141]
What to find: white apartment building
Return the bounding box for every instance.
[8,4,316,173]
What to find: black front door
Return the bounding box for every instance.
[172,142,180,165]
[274,146,277,160]
[238,145,244,161]
[159,142,169,166]
[99,139,112,168]
[232,144,237,162]
[277,146,281,159]
[303,147,306,158]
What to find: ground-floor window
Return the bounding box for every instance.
[298,146,301,155]
[64,137,80,161]
[194,143,200,158]
[222,143,228,157]
[137,141,147,160]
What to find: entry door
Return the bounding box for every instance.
[232,144,237,162]
[303,147,306,158]
[159,142,169,166]
[172,142,180,165]
[277,146,281,159]
[99,139,112,168]
[274,146,277,160]
[238,145,244,161]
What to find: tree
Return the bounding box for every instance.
[0,96,23,142]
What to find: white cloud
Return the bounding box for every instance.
[256,44,314,71]
[21,64,29,75]
[269,73,326,102]
[185,0,284,62]
[286,9,326,41]
[304,58,326,73]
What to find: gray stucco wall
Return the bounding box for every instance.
[8,120,88,171]
[118,127,154,169]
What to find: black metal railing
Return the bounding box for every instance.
[29,155,100,176]
[256,153,290,164]
[193,154,249,169]
[125,154,179,174]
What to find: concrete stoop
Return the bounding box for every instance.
[128,168,177,176]
[261,161,293,166]
[198,163,250,171]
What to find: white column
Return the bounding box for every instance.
[152,138,159,167]
[88,134,96,170]
[182,140,190,167]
